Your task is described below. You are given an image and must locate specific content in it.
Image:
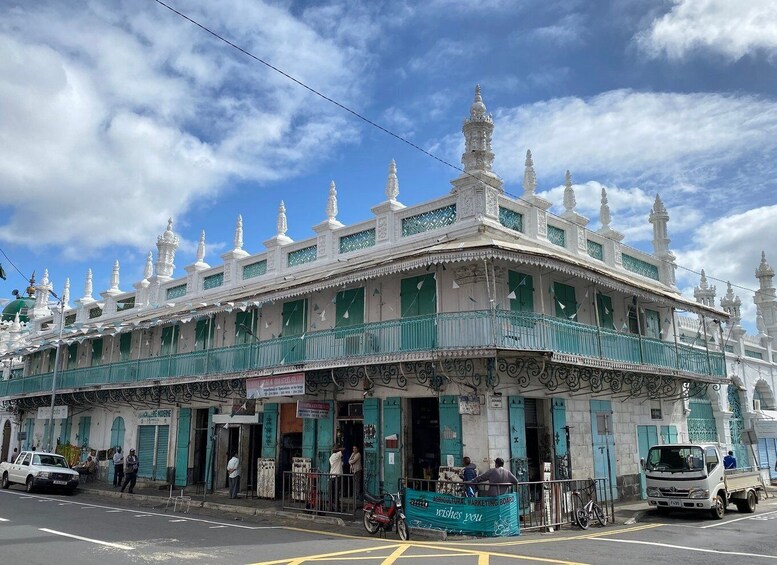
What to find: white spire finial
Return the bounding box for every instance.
[41,269,49,287]
[600,187,611,229]
[385,159,399,201]
[523,150,536,196]
[110,260,120,292]
[196,230,206,263]
[461,84,495,173]
[277,201,288,237]
[144,252,153,279]
[234,215,244,251]
[84,269,93,300]
[155,218,179,278]
[62,278,70,308]
[326,181,338,221]
[563,170,576,212]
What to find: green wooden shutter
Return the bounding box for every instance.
[59,416,72,446]
[235,310,256,345]
[119,333,132,362]
[400,274,436,351]
[24,419,34,450]
[195,319,214,351]
[155,425,170,482]
[336,288,365,327]
[363,397,381,495]
[439,395,463,466]
[261,403,278,459]
[553,282,577,319]
[67,343,78,370]
[552,398,568,479]
[48,348,57,372]
[302,418,317,460]
[90,338,103,366]
[508,397,528,481]
[383,397,402,492]
[43,420,51,449]
[205,407,216,491]
[596,293,614,329]
[282,299,307,364]
[175,409,191,487]
[644,309,660,339]
[660,425,678,444]
[78,416,91,449]
[315,400,334,471]
[509,271,534,312]
[161,325,180,356]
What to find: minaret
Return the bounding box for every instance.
[155,218,179,279]
[523,150,536,197]
[754,251,777,337]
[720,281,743,338]
[451,85,503,194]
[649,194,677,287]
[385,160,399,201]
[694,270,716,308]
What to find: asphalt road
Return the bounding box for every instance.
[2,486,777,565]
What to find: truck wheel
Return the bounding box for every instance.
[736,491,757,514]
[25,476,35,494]
[1,473,9,489]
[710,494,725,520]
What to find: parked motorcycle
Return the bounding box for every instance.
[362,491,409,540]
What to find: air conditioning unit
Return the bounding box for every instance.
[754,399,762,411]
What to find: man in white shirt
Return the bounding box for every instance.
[112,447,124,488]
[227,452,240,499]
[328,446,344,511]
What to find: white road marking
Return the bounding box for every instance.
[169,519,188,523]
[134,514,153,517]
[106,510,123,513]
[593,537,777,560]
[700,509,777,528]
[39,528,134,550]
[209,525,228,529]
[0,517,9,522]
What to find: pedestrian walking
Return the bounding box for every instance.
[460,456,478,497]
[112,447,124,488]
[120,448,139,494]
[349,446,363,500]
[469,457,519,496]
[329,445,344,511]
[227,452,240,499]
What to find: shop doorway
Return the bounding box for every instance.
[409,397,440,480]
[246,424,263,493]
[337,401,364,498]
[192,409,210,485]
[1,420,10,462]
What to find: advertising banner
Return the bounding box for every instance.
[296,400,330,419]
[247,373,305,398]
[404,488,519,537]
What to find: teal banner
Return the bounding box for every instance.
[404,488,520,537]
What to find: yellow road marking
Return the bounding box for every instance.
[478,553,489,565]
[413,543,589,564]
[380,544,410,565]
[248,543,399,565]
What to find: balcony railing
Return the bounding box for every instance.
[0,310,726,398]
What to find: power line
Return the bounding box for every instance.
[154,0,761,300]
[0,246,30,285]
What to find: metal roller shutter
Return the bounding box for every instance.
[137,425,156,478]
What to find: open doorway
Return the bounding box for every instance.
[337,401,364,498]
[409,397,440,480]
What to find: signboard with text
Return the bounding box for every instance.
[296,400,330,419]
[37,406,69,420]
[247,373,305,398]
[137,409,172,426]
[754,419,777,439]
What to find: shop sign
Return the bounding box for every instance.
[137,409,172,426]
[37,406,69,420]
[405,488,519,537]
[754,418,777,439]
[247,373,305,398]
[296,400,330,419]
[458,395,481,415]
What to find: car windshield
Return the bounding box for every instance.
[646,446,704,473]
[32,455,69,468]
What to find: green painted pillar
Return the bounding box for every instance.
[175,408,191,487]
[439,395,463,466]
[383,397,402,492]
[261,403,278,459]
[362,397,381,495]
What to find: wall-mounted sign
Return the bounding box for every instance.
[296,400,330,419]
[247,373,305,398]
[137,409,172,426]
[754,418,777,439]
[37,406,69,420]
[488,395,503,409]
[458,395,481,415]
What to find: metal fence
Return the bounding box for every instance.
[281,470,358,517]
[402,476,612,532]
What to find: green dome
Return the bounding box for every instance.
[2,296,35,323]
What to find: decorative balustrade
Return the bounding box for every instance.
[0,310,726,399]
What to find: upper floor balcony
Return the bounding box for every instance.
[0,309,727,400]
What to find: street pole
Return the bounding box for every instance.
[45,296,65,452]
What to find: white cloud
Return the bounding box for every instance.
[0,1,368,256]
[636,0,777,62]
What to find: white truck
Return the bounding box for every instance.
[644,443,765,519]
[1,451,80,494]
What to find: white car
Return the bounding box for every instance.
[1,451,80,494]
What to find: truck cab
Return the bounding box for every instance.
[644,443,764,519]
[0,451,80,494]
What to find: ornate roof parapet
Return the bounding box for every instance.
[191,231,210,271]
[315,181,345,260]
[648,194,677,288]
[264,201,293,248]
[560,170,589,227]
[155,218,179,279]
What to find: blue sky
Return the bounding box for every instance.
[1,0,777,327]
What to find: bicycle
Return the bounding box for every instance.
[572,478,607,529]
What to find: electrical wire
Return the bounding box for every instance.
[0,246,30,285]
[153,1,760,301]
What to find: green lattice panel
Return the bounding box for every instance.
[339,228,376,254]
[547,225,566,247]
[166,284,187,300]
[622,253,660,280]
[65,313,76,327]
[744,349,763,359]
[401,204,456,237]
[587,240,604,261]
[89,307,102,319]
[288,245,317,267]
[499,206,523,233]
[203,273,224,290]
[242,260,267,280]
[688,397,718,442]
[117,297,135,311]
